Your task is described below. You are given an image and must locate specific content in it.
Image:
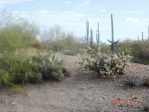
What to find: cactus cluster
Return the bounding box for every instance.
[79,47,132,78]
[85,20,100,48]
[108,14,119,53]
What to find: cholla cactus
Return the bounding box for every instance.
[79,47,132,78]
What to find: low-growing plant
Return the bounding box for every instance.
[79,46,132,78]
[8,85,25,95]
[123,78,137,88]
[142,78,149,88]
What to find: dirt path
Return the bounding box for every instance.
[0,55,148,112]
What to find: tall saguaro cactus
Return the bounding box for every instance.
[142,32,144,41]
[85,20,93,48]
[96,22,100,45]
[85,20,101,48]
[148,26,149,40]
[90,29,93,48]
[85,20,89,42]
[108,14,119,53]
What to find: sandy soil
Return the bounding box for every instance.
[0,55,148,112]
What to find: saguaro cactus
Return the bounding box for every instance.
[85,20,89,42]
[85,20,93,48]
[142,32,144,41]
[108,14,119,53]
[96,22,100,45]
[148,26,149,40]
[85,20,101,48]
[90,29,93,48]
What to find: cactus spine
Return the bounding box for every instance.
[108,14,119,53]
[96,22,100,45]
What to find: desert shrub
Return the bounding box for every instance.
[0,13,39,53]
[0,50,65,85]
[29,42,48,50]
[100,43,111,54]
[0,19,39,53]
[116,40,133,55]
[1,54,43,84]
[79,46,132,78]
[0,69,12,86]
[142,78,149,87]
[116,40,149,64]
[41,25,88,53]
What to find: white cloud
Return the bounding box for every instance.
[0,0,34,6]
[126,17,149,26]
[10,9,89,36]
[80,0,91,7]
[66,0,72,5]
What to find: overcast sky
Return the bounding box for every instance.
[0,0,149,42]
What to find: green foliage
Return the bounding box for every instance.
[1,54,42,84]
[51,66,64,80]
[116,40,149,64]
[79,47,132,78]
[0,69,12,86]
[42,25,88,53]
[0,20,39,53]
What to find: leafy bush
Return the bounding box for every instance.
[0,18,39,53]
[0,69,12,86]
[116,40,149,64]
[41,25,88,53]
[0,50,66,85]
[79,46,132,78]
[1,54,43,84]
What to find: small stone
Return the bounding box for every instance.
[11,102,16,105]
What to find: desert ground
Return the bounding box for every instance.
[0,55,148,112]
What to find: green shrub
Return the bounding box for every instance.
[79,46,132,78]
[0,69,12,86]
[0,18,39,53]
[115,40,149,64]
[0,52,43,85]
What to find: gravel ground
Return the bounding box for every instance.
[0,55,148,112]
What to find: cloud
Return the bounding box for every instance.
[80,0,91,7]
[11,9,89,36]
[66,0,72,5]
[126,17,149,26]
[0,0,35,6]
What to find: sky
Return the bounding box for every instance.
[0,0,149,42]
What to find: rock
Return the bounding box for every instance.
[11,102,16,105]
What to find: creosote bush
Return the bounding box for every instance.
[79,46,132,78]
